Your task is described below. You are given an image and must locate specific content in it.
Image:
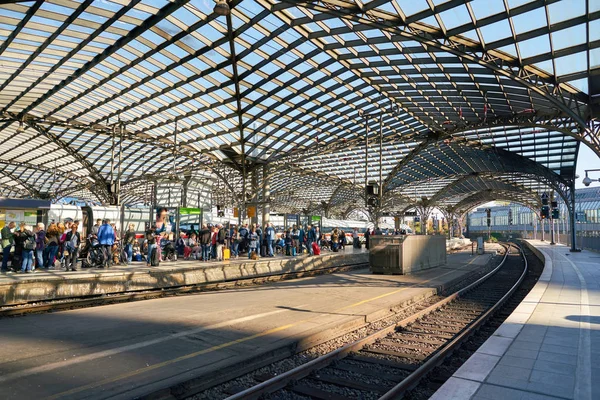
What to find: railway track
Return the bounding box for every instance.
[0,262,367,317]
[224,243,526,400]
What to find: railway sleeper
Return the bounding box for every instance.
[312,372,391,394]
[289,383,353,400]
[330,362,406,382]
[360,347,428,361]
[347,354,418,371]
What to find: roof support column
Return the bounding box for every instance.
[262,164,270,228]
[225,9,247,225]
[250,168,259,226]
[569,183,580,252]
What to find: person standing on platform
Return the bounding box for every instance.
[331,228,339,252]
[35,223,46,269]
[91,219,102,235]
[123,224,136,264]
[339,229,346,251]
[352,228,360,248]
[291,225,299,251]
[44,223,60,269]
[298,225,306,254]
[365,228,371,250]
[216,224,226,261]
[255,224,263,256]
[145,227,157,267]
[64,223,81,271]
[307,224,316,255]
[199,224,210,261]
[19,225,35,274]
[12,222,26,269]
[315,226,321,247]
[248,227,259,259]
[230,227,240,259]
[97,219,114,269]
[238,223,249,254]
[210,225,218,260]
[265,223,276,257]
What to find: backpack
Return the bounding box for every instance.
[24,234,35,250]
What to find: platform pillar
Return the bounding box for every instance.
[250,168,259,226]
[569,183,578,251]
[262,165,270,227]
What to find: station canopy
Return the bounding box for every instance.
[0,0,598,218]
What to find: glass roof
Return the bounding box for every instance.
[0,0,596,216]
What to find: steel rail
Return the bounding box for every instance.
[225,243,518,400]
[379,242,528,399]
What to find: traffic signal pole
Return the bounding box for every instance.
[550,192,555,245]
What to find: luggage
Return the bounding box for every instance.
[312,242,321,256]
[250,251,259,260]
[261,245,266,257]
[150,247,160,266]
[223,248,231,260]
[184,246,192,259]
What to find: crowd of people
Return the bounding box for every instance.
[1,217,388,274]
[0,220,83,273]
[143,222,327,265]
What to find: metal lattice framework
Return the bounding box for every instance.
[0,0,597,218]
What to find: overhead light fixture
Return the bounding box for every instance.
[213,0,230,16]
[16,122,25,133]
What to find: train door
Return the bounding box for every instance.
[81,206,92,238]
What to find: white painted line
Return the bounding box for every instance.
[558,251,592,400]
[0,305,308,384]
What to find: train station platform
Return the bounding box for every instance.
[0,249,370,306]
[0,248,498,400]
[431,240,600,400]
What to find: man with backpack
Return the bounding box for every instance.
[97,219,114,269]
[19,225,36,273]
[1,221,15,273]
[216,224,226,261]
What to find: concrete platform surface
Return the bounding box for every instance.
[431,240,600,400]
[0,250,494,400]
[0,248,369,306]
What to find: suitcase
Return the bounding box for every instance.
[312,242,321,256]
[150,248,160,266]
[223,248,231,260]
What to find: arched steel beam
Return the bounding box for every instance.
[0,160,109,202]
[329,182,365,207]
[427,173,537,205]
[453,190,541,216]
[0,169,40,198]
[12,118,112,202]
[280,0,588,127]
[383,141,571,196]
[14,0,190,117]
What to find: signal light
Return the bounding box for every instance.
[541,205,550,219]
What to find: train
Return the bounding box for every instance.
[0,198,415,247]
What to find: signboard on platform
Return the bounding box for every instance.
[179,207,201,215]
